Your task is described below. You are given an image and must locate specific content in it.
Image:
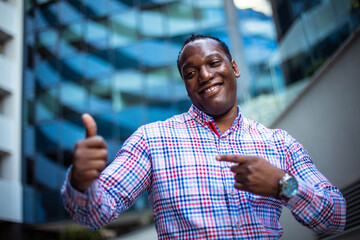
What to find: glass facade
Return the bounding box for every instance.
[22,0,360,226]
[22,0,238,224]
[267,0,360,122]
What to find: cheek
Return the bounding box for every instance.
[184,81,197,95]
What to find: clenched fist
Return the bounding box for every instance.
[70,113,108,192]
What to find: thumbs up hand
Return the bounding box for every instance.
[70,113,108,192]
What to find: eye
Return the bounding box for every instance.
[209,60,221,67]
[185,70,196,79]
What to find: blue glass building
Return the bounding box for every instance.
[23,0,266,225]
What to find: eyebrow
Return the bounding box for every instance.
[181,52,223,71]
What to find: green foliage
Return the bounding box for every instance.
[59,225,103,240]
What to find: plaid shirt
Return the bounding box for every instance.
[61,105,346,239]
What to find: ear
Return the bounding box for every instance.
[231,60,241,78]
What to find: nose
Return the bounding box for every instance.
[199,66,214,83]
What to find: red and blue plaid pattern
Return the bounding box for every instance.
[62,105,346,239]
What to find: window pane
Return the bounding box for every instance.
[60,81,87,117]
[85,18,109,47]
[35,153,63,190]
[145,67,170,101]
[59,0,83,25]
[36,60,59,88]
[24,126,35,156]
[167,1,197,36]
[60,54,85,81]
[108,0,133,13]
[112,70,143,111]
[38,29,58,58]
[36,122,59,152]
[86,50,112,78]
[60,22,84,58]
[93,114,115,139]
[112,46,139,70]
[195,0,225,29]
[89,78,112,114]
[35,89,58,122]
[140,6,165,38]
[110,10,138,47]
[35,3,58,29]
[83,0,108,17]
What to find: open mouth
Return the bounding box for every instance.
[200,83,223,95]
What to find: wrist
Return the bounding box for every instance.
[69,168,86,193]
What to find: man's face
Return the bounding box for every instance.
[178,39,240,117]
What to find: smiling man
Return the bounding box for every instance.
[61,35,346,239]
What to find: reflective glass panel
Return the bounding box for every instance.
[35,190,62,222]
[83,0,108,17]
[132,39,178,67]
[85,18,109,47]
[145,67,170,101]
[194,0,225,29]
[108,0,132,12]
[35,153,63,190]
[86,50,112,78]
[38,29,58,58]
[110,10,138,47]
[23,186,36,223]
[93,113,115,139]
[112,46,139,70]
[24,89,35,126]
[35,3,58,29]
[25,11,35,33]
[59,0,83,25]
[36,121,59,152]
[167,1,197,36]
[60,54,85,81]
[112,69,144,111]
[35,88,59,122]
[60,81,88,117]
[24,33,35,89]
[60,22,84,58]
[24,126,35,156]
[140,6,165,38]
[89,78,112,115]
[36,60,59,88]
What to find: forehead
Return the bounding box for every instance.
[179,39,225,65]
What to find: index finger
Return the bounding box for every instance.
[81,113,97,138]
[215,154,252,164]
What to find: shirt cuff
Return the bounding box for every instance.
[64,166,99,211]
[283,176,315,214]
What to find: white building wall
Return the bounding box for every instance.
[271,29,360,239]
[0,0,24,223]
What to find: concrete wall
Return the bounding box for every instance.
[271,29,360,239]
[0,0,24,223]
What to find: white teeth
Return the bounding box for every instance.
[204,86,217,93]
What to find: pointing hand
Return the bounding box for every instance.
[216,155,285,196]
[70,113,108,192]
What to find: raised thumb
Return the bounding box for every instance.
[81,113,97,138]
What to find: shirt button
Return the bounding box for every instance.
[236,223,241,228]
[230,189,235,195]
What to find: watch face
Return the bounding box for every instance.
[284,177,298,198]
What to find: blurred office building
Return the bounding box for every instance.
[0,0,359,239]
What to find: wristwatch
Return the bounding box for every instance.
[278,172,298,199]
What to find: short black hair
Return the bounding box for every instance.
[177,34,233,76]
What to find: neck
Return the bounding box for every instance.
[213,105,238,134]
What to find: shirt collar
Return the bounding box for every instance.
[188,104,243,129]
